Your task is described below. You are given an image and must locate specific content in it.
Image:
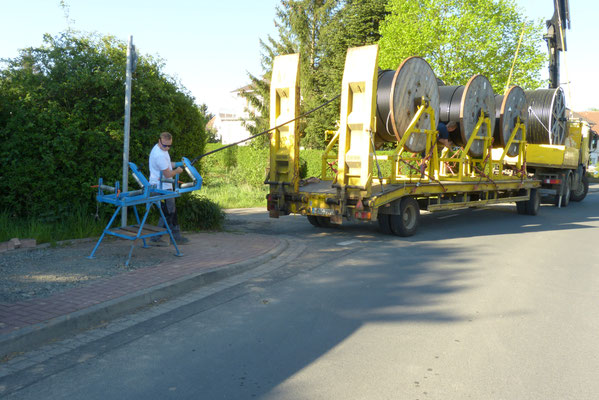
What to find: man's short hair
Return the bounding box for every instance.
[447,121,458,130]
[160,132,172,141]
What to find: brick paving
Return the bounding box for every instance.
[0,232,279,336]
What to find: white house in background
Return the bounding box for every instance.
[208,84,260,145]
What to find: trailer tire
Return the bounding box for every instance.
[389,197,420,237]
[307,215,321,227]
[378,213,393,235]
[570,174,589,202]
[525,188,540,215]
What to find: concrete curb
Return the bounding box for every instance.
[0,238,290,358]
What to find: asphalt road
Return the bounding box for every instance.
[4,187,599,399]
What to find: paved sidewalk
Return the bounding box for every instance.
[0,231,288,358]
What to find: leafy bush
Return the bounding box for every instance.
[177,194,225,231]
[197,144,330,208]
[201,144,269,188]
[0,31,207,218]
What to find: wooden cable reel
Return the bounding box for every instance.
[438,74,496,157]
[375,57,440,153]
[524,87,566,145]
[494,86,527,157]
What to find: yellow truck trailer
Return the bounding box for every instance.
[265,45,594,236]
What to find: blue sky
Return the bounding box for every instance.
[1,0,597,113]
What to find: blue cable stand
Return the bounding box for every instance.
[88,158,202,266]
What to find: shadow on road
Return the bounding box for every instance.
[147,239,475,399]
[5,192,597,399]
[232,190,599,243]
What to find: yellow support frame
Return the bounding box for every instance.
[321,130,340,181]
[267,53,300,217]
[493,118,527,176]
[438,111,494,181]
[323,90,528,196]
[336,45,379,198]
[354,101,438,185]
[390,101,438,182]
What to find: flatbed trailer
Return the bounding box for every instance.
[294,179,540,236]
[265,45,588,236]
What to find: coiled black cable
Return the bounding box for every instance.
[524,88,566,145]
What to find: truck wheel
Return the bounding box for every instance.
[525,188,540,215]
[307,215,321,227]
[570,174,589,202]
[378,213,393,235]
[554,172,572,207]
[389,197,420,237]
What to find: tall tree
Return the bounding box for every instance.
[240,0,388,149]
[307,0,388,148]
[379,0,546,92]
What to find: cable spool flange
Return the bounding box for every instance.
[494,86,527,157]
[375,57,439,153]
[459,75,496,157]
[439,75,495,157]
[524,87,566,145]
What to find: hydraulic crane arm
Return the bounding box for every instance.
[544,0,570,89]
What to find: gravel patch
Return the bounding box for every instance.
[0,237,183,303]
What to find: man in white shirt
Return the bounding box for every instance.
[148,132,188,245]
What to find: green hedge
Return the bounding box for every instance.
[177,194,225,231]
[200,144,325,186]
[0,32,207,219]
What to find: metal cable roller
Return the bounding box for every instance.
[438,85,464,146]
[375,69,396,142]
[524,88,566,145]
[374,57,440,152]
[494,86,527,157]
[438,75,495,157]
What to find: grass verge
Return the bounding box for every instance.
[0,206,106,244]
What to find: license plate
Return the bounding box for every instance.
[311,207,335,216]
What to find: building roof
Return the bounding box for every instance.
[571,110,599,135]
[232,77,269,94]
[574,111,599,127]
[232,84,254,93]
[206,115,216,130]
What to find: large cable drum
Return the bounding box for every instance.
[494,86,527,157]
[438,84,464,145]
[438,75,496,157]
[524,87,566,145]
[375,57,440,153]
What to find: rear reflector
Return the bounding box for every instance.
[355,211,372,220]
[543,179,561,184]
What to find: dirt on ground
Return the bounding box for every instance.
[0,236,190,304]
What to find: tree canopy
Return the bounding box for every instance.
[240,0,388,149]
[243,0,545,150]
[0,31,208,218]
[379,0,546,92]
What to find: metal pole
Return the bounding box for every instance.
[122,35,133,227]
